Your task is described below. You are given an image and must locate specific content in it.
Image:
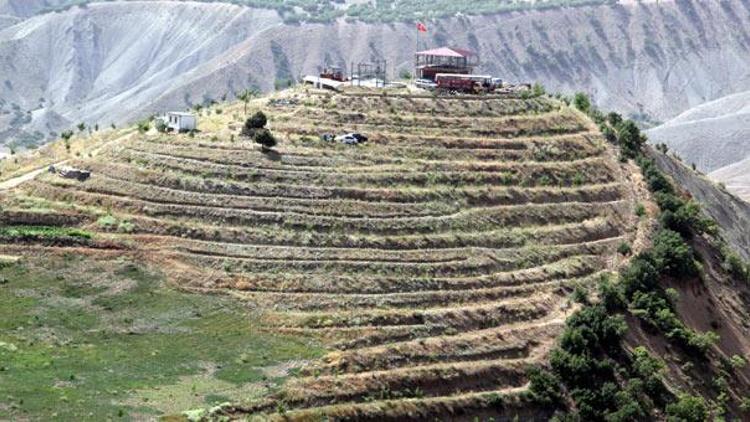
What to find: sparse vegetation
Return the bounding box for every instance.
[7,84,741,420]
[0,256,323,420]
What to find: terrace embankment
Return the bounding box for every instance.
[0,88,652,419]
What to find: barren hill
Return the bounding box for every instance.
[3,0,750,150]
[647,90,750,173]
[710,157,750,204]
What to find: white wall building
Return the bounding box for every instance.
[165,112,197,132]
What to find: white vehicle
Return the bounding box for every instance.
[415,78,438,90]
[335,133,368,145]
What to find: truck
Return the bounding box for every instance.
[434,73,496,94]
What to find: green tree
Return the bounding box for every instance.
[60,130,74,142]
[532,83,546,97]
[242,111,268,138]
[137,120,151,134]
[607,112,623,127]
[254,128,277,151]
[666,394,708,422]
[651,229,696,277]
[573,92,591,113]
[155,119,167,133]
[617,120,646,158]
[236,89,258,116]
[77,122,86,132]
[527,367,562,405]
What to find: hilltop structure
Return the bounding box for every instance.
[414,46,478,80]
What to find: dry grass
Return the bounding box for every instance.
[0,86,650,420]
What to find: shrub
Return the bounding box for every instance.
[527,367,563,405]
[635,203,646,217]
[686,331,719,354]
[631,346,665,395]
[722,248,750,282]
[532,83,546,97]
[137,120,150,133]
[242,111,268,137]
[254,128,277,151]
[399,69,413,80]
[620,253,660,300]
[617,120,646,158]
[666,394,708,422]
[249,111,268,128]
[60,131,74,142]
[651,229,696,277]
[573,92,591,114]
[155,120,167,133]
[607,112,623,127]
[617,242,632,256]
[730,354,747,369]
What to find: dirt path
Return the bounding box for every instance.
[0,164,60,191]
[0,131,134,192]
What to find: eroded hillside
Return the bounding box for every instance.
[0,87,652,420]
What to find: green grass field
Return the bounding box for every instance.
[0,254,323,420]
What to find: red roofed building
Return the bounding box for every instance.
[414,46,479,81]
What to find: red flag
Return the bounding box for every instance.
[416,22,427,32]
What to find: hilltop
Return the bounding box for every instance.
[0,86,650,419]
[2,86,750,420]
[3,0,750,152]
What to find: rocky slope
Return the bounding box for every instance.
[650,147,750,260]
[710,157,750,204]
[646,90,750,202]
[2,0,750,149]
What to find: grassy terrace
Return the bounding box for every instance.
[0,86,648,420]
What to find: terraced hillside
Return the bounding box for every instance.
[0,88,651,419]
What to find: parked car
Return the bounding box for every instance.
[335,133,368,145]
[415,78,438,90]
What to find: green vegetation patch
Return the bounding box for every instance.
[0,225,92,240]
[0,256,323,420]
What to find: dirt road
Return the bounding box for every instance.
[0,131,134,192]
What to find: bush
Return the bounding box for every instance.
[60,130,74,142]
[254,128,277,150]
[651,229,696,277]
[686,331,719,354]
[617,120,646,158]
[630,346,665,395]
[666,394,708,422]
[617,242,632,256]
[242,111,268,137]
[248,111,268,129]
[620,253,661,300]
[155,120,167,133]
[573,92,591,114]
[137,120,150,133]
[607,112,623,127]
[532,83,546,97]
[527,367,563,405]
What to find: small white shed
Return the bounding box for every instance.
[166,112,197,132]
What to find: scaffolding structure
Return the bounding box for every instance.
[350,60,388,87]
